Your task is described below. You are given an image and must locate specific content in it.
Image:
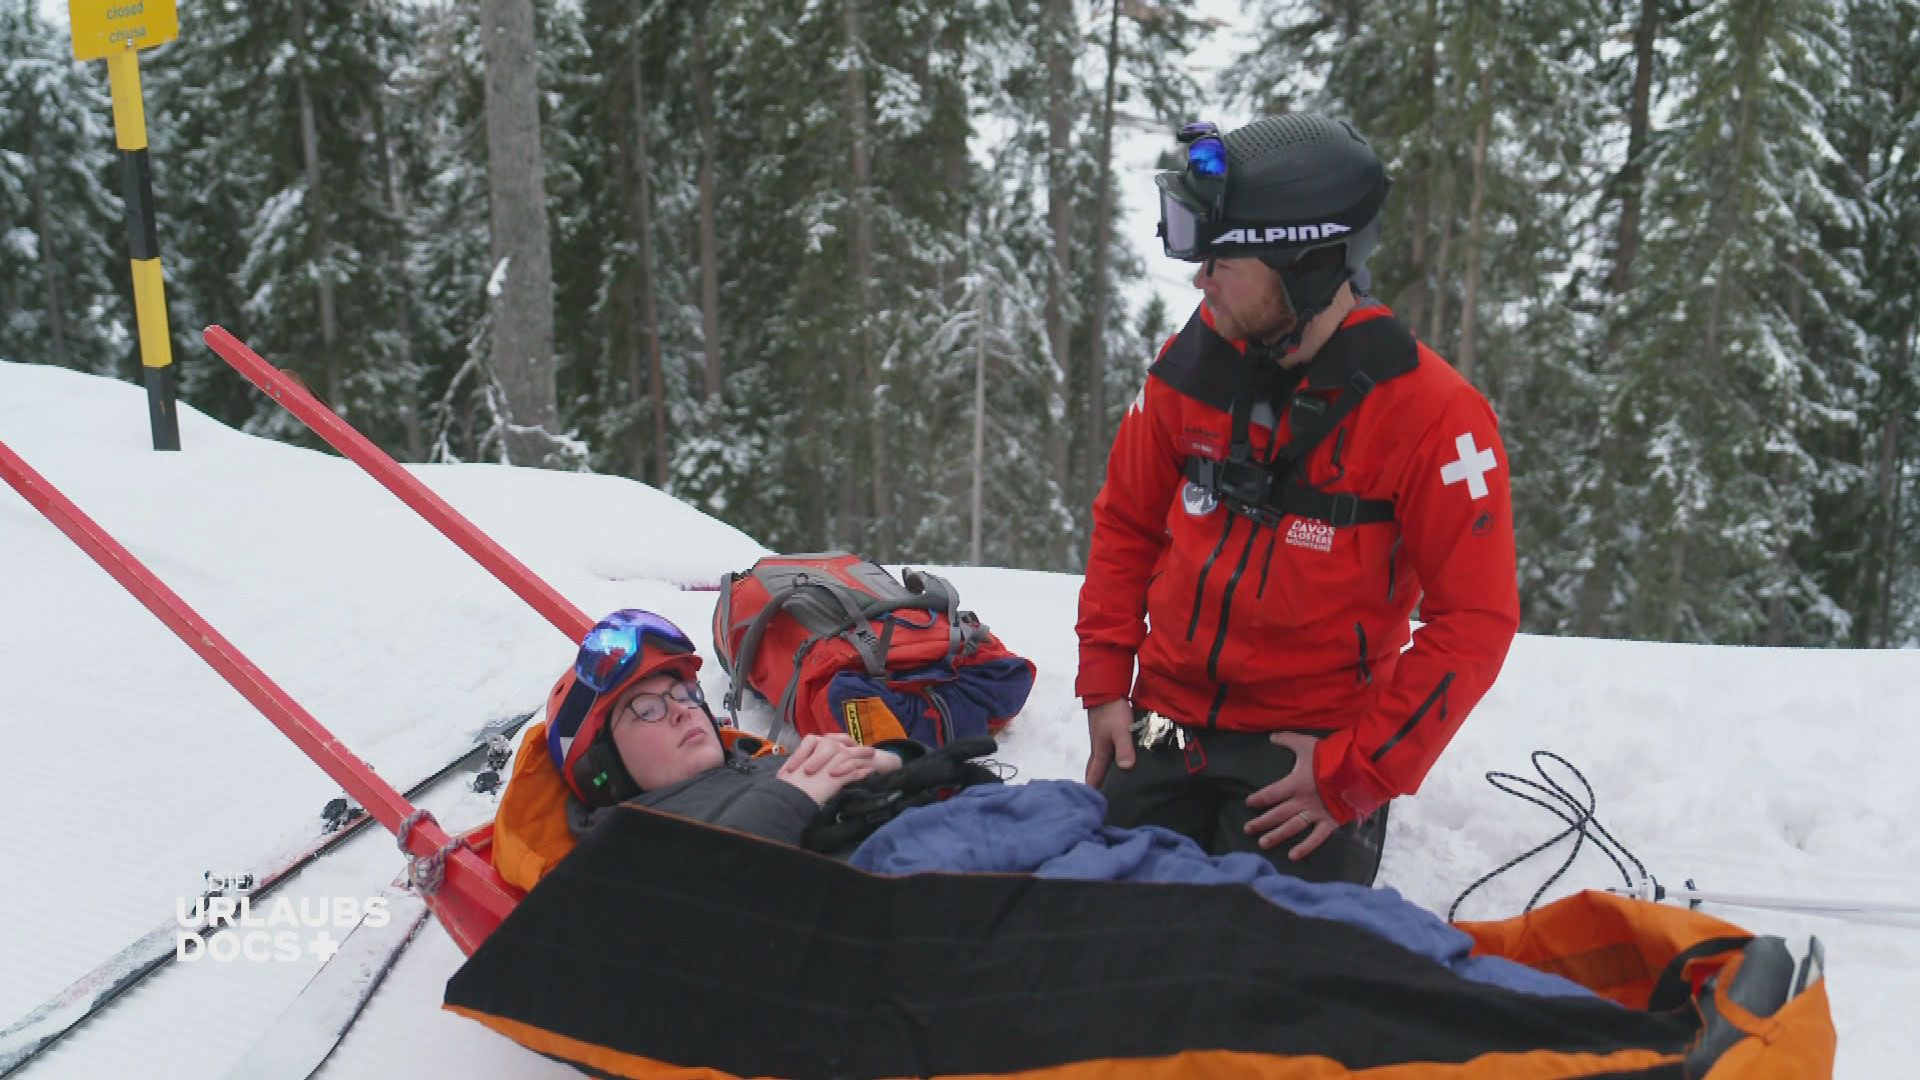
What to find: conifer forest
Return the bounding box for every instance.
[4,0,1917,647]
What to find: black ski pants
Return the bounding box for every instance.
[1098,724,1389,887]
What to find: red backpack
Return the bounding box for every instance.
[712,553,1036,747]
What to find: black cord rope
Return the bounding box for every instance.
[1448,750,1656,922]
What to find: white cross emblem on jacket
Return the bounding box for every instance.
[1440,432,1496,500]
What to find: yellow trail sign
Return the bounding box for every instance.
[70,0,179,61]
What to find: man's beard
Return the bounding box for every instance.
[1254,311,1301,344]
[1213,295,1296,344]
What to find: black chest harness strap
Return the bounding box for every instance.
[1184,363,1395,528]
[1153,304,1419,530]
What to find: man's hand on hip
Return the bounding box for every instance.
[1083,699,1136,786]
[1244,731,1337,859]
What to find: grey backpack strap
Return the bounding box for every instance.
[819,581,890,677]
[723,582,805,717]
[902,569,963,655]
[713,571,739,677]
[769,637,825,747]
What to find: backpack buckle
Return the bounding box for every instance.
[848,624,887,676]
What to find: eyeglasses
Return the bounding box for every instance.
[619,681,707,725]
[551,609,696,745]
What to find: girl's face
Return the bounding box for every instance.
[607,672,723,791]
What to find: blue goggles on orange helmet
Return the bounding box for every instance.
[546,609,702,770]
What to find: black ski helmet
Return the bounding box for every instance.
[1155,114,1390,322]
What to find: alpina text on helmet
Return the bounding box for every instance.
[1213,222,1353,246]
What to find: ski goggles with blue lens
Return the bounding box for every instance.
[1182,121,1228,179]
[574,609,694,692]
[1157,121,1230,261]
[550,609,698,744]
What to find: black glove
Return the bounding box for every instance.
[802,737,1001,854]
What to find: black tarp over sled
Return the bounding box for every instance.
[444,807,1832,1079]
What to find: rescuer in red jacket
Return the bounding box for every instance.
[1077,115,1519,886]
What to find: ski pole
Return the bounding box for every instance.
[1611,879,1920,926]
[0,436,516,952]
[202,325,592,643]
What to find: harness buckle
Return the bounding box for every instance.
[1330,493,1359,527]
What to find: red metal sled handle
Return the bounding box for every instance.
[0,436,517,937]
[202,325,592,643]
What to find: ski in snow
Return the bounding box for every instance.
[0,709,530,1078]
[220,881,431,1080]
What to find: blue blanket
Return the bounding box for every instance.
[851,780,1595,1000]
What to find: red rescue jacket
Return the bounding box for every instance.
[1076,301,1519,822]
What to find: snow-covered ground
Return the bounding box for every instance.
[3,359,1917,1078]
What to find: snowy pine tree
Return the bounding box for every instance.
[17,0,1912,638]
[1585,0,1868,643]
[0,6,128,374]
[1803,0,1920,645]
[144,0,425,454]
